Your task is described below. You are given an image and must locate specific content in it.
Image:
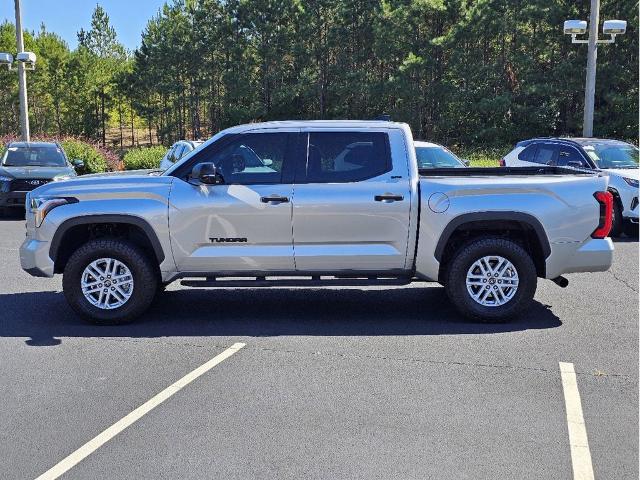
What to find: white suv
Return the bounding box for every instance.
[503,138,638,237]
[159,140,204,171]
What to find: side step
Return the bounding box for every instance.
[180,276,412,288]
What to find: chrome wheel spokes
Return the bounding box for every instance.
[466,255,519,307]
[81,258,134,310]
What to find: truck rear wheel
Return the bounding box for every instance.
[445,237,537,323]
[63,238,158,325]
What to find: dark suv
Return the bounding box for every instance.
[0,142,83,214]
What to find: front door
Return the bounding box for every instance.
[292,129,412,272]
[169,131,296,273]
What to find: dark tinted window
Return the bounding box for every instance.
[518,144,537,162]
[2,145,66,167]
[306,132,390,182]
[534,144,558,165]
[557,146,587,167]
[197,133,288,184]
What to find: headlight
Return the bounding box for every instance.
[0,175,12,182]
[623,177,639,188]
[30,196,77,227]
[53,175,71,182]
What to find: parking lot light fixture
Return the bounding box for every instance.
[563,0,627,137]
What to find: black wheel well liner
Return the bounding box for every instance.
[434,212,551,280]
[50,215,165,274]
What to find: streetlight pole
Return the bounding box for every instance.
[582,0,600,138]
[14,0,30,142]
[564,7,626,138]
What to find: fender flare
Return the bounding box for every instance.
[433,211,551,261]
[49,214,165,264]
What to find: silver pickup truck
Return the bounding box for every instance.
[20,121,614,325]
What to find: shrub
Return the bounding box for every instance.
[60,139,109,174]
[123,146,168,170]
[451,146,511,167]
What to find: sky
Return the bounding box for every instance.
[0,0,165,51]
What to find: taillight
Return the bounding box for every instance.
[592,191,613,238]
[499,158,506,167]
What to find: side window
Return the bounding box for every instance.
[518,144,537,162]
[305,132,391,183]
[534,144,559,165]
[199,133,288,184]
[165,145,177,163]
[557,146,586,167]
[173,144,186,161]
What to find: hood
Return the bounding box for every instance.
[603,168,639,181]
[28,170,174,200]
[0,165,76,180]
[80,168,163,179]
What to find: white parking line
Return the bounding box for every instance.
[559,362,595,480]
[35,342,246,480]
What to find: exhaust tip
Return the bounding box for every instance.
[551,276,569,288]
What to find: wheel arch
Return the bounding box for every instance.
[435,212,551,281]
[50,215,165,274]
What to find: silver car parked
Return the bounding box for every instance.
[159,140,204,171]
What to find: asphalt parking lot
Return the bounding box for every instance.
[0,214,637,480]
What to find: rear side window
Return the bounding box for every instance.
[305,132,391,183]
[518,144,537,162]
[534,144,558,165]
[557,146,587,167]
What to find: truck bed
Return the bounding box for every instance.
[419,166,597,177]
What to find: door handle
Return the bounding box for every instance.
[260,195,290,203]
[374,193,404,202]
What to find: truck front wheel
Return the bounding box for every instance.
[63,238,158,325]
[444,237,537,323]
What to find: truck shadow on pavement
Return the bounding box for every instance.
[0,286,561,346]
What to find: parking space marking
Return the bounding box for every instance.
[559,362,595,480]
[35,342,246,480]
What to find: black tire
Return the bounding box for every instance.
[609,196,624,238]
[63,238,158,325]
[444,237,537,323]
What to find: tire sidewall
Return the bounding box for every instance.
[63,240,156,324]
[446,238,537,322]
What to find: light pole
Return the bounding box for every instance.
[14,0,30,142]
[0,0,36,142]
[564,0,627,137]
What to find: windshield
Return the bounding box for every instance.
[416,146,464,168]
[582,143,639,169]
[1,146,67,167]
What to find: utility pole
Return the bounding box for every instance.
[582,0,599,138]
[14,0,30,142]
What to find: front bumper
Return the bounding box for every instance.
[0,191,28,208]
[20,237,55,277]
[545,238,614,279]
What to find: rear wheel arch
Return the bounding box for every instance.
[435,212,550,281]
[50,215,165,274]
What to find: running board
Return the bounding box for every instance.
[180,276,412,288]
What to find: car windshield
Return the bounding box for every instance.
[582,143,639,169]
[2,146,67,167]
[415,146,464,168]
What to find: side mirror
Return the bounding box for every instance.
[462,159,471,167]
[71,159,84,169]
[262,158,273,167]
[567,161,584,168]
[190,162,224,185]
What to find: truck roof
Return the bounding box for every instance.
[224,120,408,133]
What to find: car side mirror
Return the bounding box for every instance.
[567,161,584,168]
[463,159,471,167]
[262,158,273,167]
[71,159,84,169]
[190,162,224,185]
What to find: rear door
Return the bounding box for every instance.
[291,128,412,272]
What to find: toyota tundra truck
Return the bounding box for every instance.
[20,121,614,324]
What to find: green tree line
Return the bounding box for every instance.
[0,0,637,149]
